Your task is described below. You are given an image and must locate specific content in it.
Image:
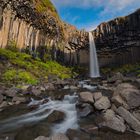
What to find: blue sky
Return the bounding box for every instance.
[51,0,140,31]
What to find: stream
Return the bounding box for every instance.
[0,81,140,140]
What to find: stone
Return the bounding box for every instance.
[0,94,3,104]
[12,96,27,103]
[32,88,42,96]
[45,83,55,90]
[112,95,128,108]
[114,83,136,96]
[51,133,69,140]
[76,103,93,117]
[116,107,140,132]
[133,110,140,121]
[113,83,140,109]
[93,92,102,101]
[108,72,124,83]
[101,109,126,133]
[80,124,99,135]
[120,88,140,109]
[94,96,111,110]
[101,116,126,133]
[66,129,90,140]
[0,101,8,108]
[35,136,50,140]
[47,110,65,123]
[4,88,18,97]
[79,92,94,104]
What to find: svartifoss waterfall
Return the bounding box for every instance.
[89,32,100,78]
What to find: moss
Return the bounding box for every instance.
[0,48,73,85]
[2,69,38,85]
[6,40,19,52]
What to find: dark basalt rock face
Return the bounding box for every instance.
[93,9,140,66]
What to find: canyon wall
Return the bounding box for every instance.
[93,9,140,67]
[0,0,89,66]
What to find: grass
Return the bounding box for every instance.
[101,63,140,77]
[0,48,74,85]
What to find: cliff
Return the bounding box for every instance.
[0,0,89,66]
[93,9,140,66]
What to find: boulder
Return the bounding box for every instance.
[101,109,126,133]
[93,92,102,101]
[66,129,90,140]
[0,94,3,104]
[0,101,8,108]
[35,136,50,140]
[108,72,124,83]
[79,92,94,104]
[116,107,140,132]
[112,95,128,108]
[76,103,93,117]
[120,88,140,109]
[114,83,136,96]
[94,96,111,110]
[101,116,126,133]
[32,88,42,96]
[113,83,140,109]
[12,96,27,104]
[51,133,69,140]
[80,124,99,135]
[133,110,140,121]
[4,88,18,97]
[47,110,65,123]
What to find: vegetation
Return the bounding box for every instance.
[0,48,74,85]
[101,63,140,77]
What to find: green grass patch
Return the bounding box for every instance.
[0,48,73,85]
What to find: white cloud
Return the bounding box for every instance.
[51,0,140,14]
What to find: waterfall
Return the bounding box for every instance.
[89,32,100,78]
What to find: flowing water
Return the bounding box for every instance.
[0,94,78,134]
[89,32,100,78]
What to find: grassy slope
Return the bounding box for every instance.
[0,48,74,86]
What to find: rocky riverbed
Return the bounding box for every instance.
[0,73,140,140]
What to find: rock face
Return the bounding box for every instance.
[0,0,89,66]
[93,9,140,67]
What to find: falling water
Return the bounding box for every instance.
[89,32,100,78]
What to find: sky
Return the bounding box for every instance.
[51,0,140,31]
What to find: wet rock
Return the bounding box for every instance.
[116,107,140,132]
[76,103,93,117]
[94,96,111,110]
[93,92,102,101]
[79,92,94,104]
[66,129,90,140]
[0,94,3,104]
[47,110,65,123]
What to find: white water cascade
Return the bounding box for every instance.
[89,32,100,78]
